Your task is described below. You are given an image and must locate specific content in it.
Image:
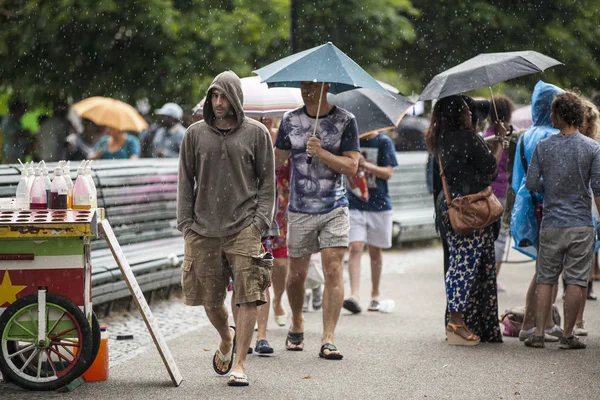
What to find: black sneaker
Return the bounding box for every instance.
[524,334,544,348]
[255,339,274,355]
[559,335,586,350]
[342,298,362,314]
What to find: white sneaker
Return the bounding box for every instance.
[574,321,588,336]
[303,290,310,312]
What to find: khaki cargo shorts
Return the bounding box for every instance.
[181,224,272,307]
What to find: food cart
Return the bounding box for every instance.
[0,209,100,391]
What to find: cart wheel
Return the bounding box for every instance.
[0,293,94,391]
[5,310,100,381]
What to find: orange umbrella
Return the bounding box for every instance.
[72,96,148,132]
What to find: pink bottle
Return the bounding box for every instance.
[29,167,47,209]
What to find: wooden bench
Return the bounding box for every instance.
[388,151,437,244]
[0,153,437,309]
[88,159,182,308]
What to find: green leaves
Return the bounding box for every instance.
[2,0,600,111]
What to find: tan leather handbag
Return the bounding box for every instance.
[438,155,504,235]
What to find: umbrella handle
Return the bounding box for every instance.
[307,82,326,165]
[488,87,500,122]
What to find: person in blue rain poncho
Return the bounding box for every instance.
[511,81,564,258]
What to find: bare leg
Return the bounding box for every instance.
[230,292,238,325]
[271,258,289,317]
[575,287,588,324]
[495,262,502,278]
[576,258,593,324]
[548,284,558,330]
[447,311,479,340]
[522,273,537,331]
[368,245,383,302]
[205,305,234,372]
[320,247,345,355]
[563,284,586,338]
[524,274,557,331]
[256,289,270,341]
[448,311,465,325]
[230,303,257,376]
[347,241,364,300]
[286,255,311,349]
[533,283,553,337]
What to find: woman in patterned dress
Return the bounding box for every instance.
[427,95,507,345]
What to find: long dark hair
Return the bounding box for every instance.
[425,95,471,153]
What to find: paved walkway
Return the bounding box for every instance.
[2,243,600,399]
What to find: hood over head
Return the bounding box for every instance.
[531,80,564,127]
[203,71,245,130]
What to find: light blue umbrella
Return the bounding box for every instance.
[253,42,391,97]
[254,42,391,163]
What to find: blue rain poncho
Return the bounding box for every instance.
[510,81,563,259]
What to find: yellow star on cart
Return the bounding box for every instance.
[0,270,27,306]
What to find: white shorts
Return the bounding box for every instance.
[348,209,393,249]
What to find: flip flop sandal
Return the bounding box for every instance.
[227,371,249,387]
[213,326,236,375]
[343,298,362,314]
[285,331,304,351]
[367,300,380,312]
[255,339,274,356]
[319,343,344,360]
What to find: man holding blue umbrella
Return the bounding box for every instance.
[274,80,360,359]
[256,41,391,360]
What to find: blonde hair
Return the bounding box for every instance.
[583,99,599,140]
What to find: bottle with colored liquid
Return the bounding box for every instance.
[39,161,52,208]
[347,170,369,202]
[82,325,109,381]
[84,160,98,209]
[50,166,68,209]
[15,165,30,210]
[72,162,92,210]
[62,160,74,209]
[29,167,47,209]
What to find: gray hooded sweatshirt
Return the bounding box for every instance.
[177,71,275,238]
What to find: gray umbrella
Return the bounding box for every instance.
[328,88,413,136]
[419,51,562,101]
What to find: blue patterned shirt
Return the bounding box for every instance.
[275,106,359,214]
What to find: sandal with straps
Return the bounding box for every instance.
[446,322,480,346]
[319,343,344,360]
[213,326,236,375]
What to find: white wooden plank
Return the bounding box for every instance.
[99,219,183,387]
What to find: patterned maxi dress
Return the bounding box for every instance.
[439,199,502,342]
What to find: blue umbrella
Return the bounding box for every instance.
[253,42,391,97]
[254,42,391,162]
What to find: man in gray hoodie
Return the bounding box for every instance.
[177,71,275,386]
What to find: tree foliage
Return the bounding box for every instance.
[1,0,599,110]
[0,0,290,107]
[405,0,600,96]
